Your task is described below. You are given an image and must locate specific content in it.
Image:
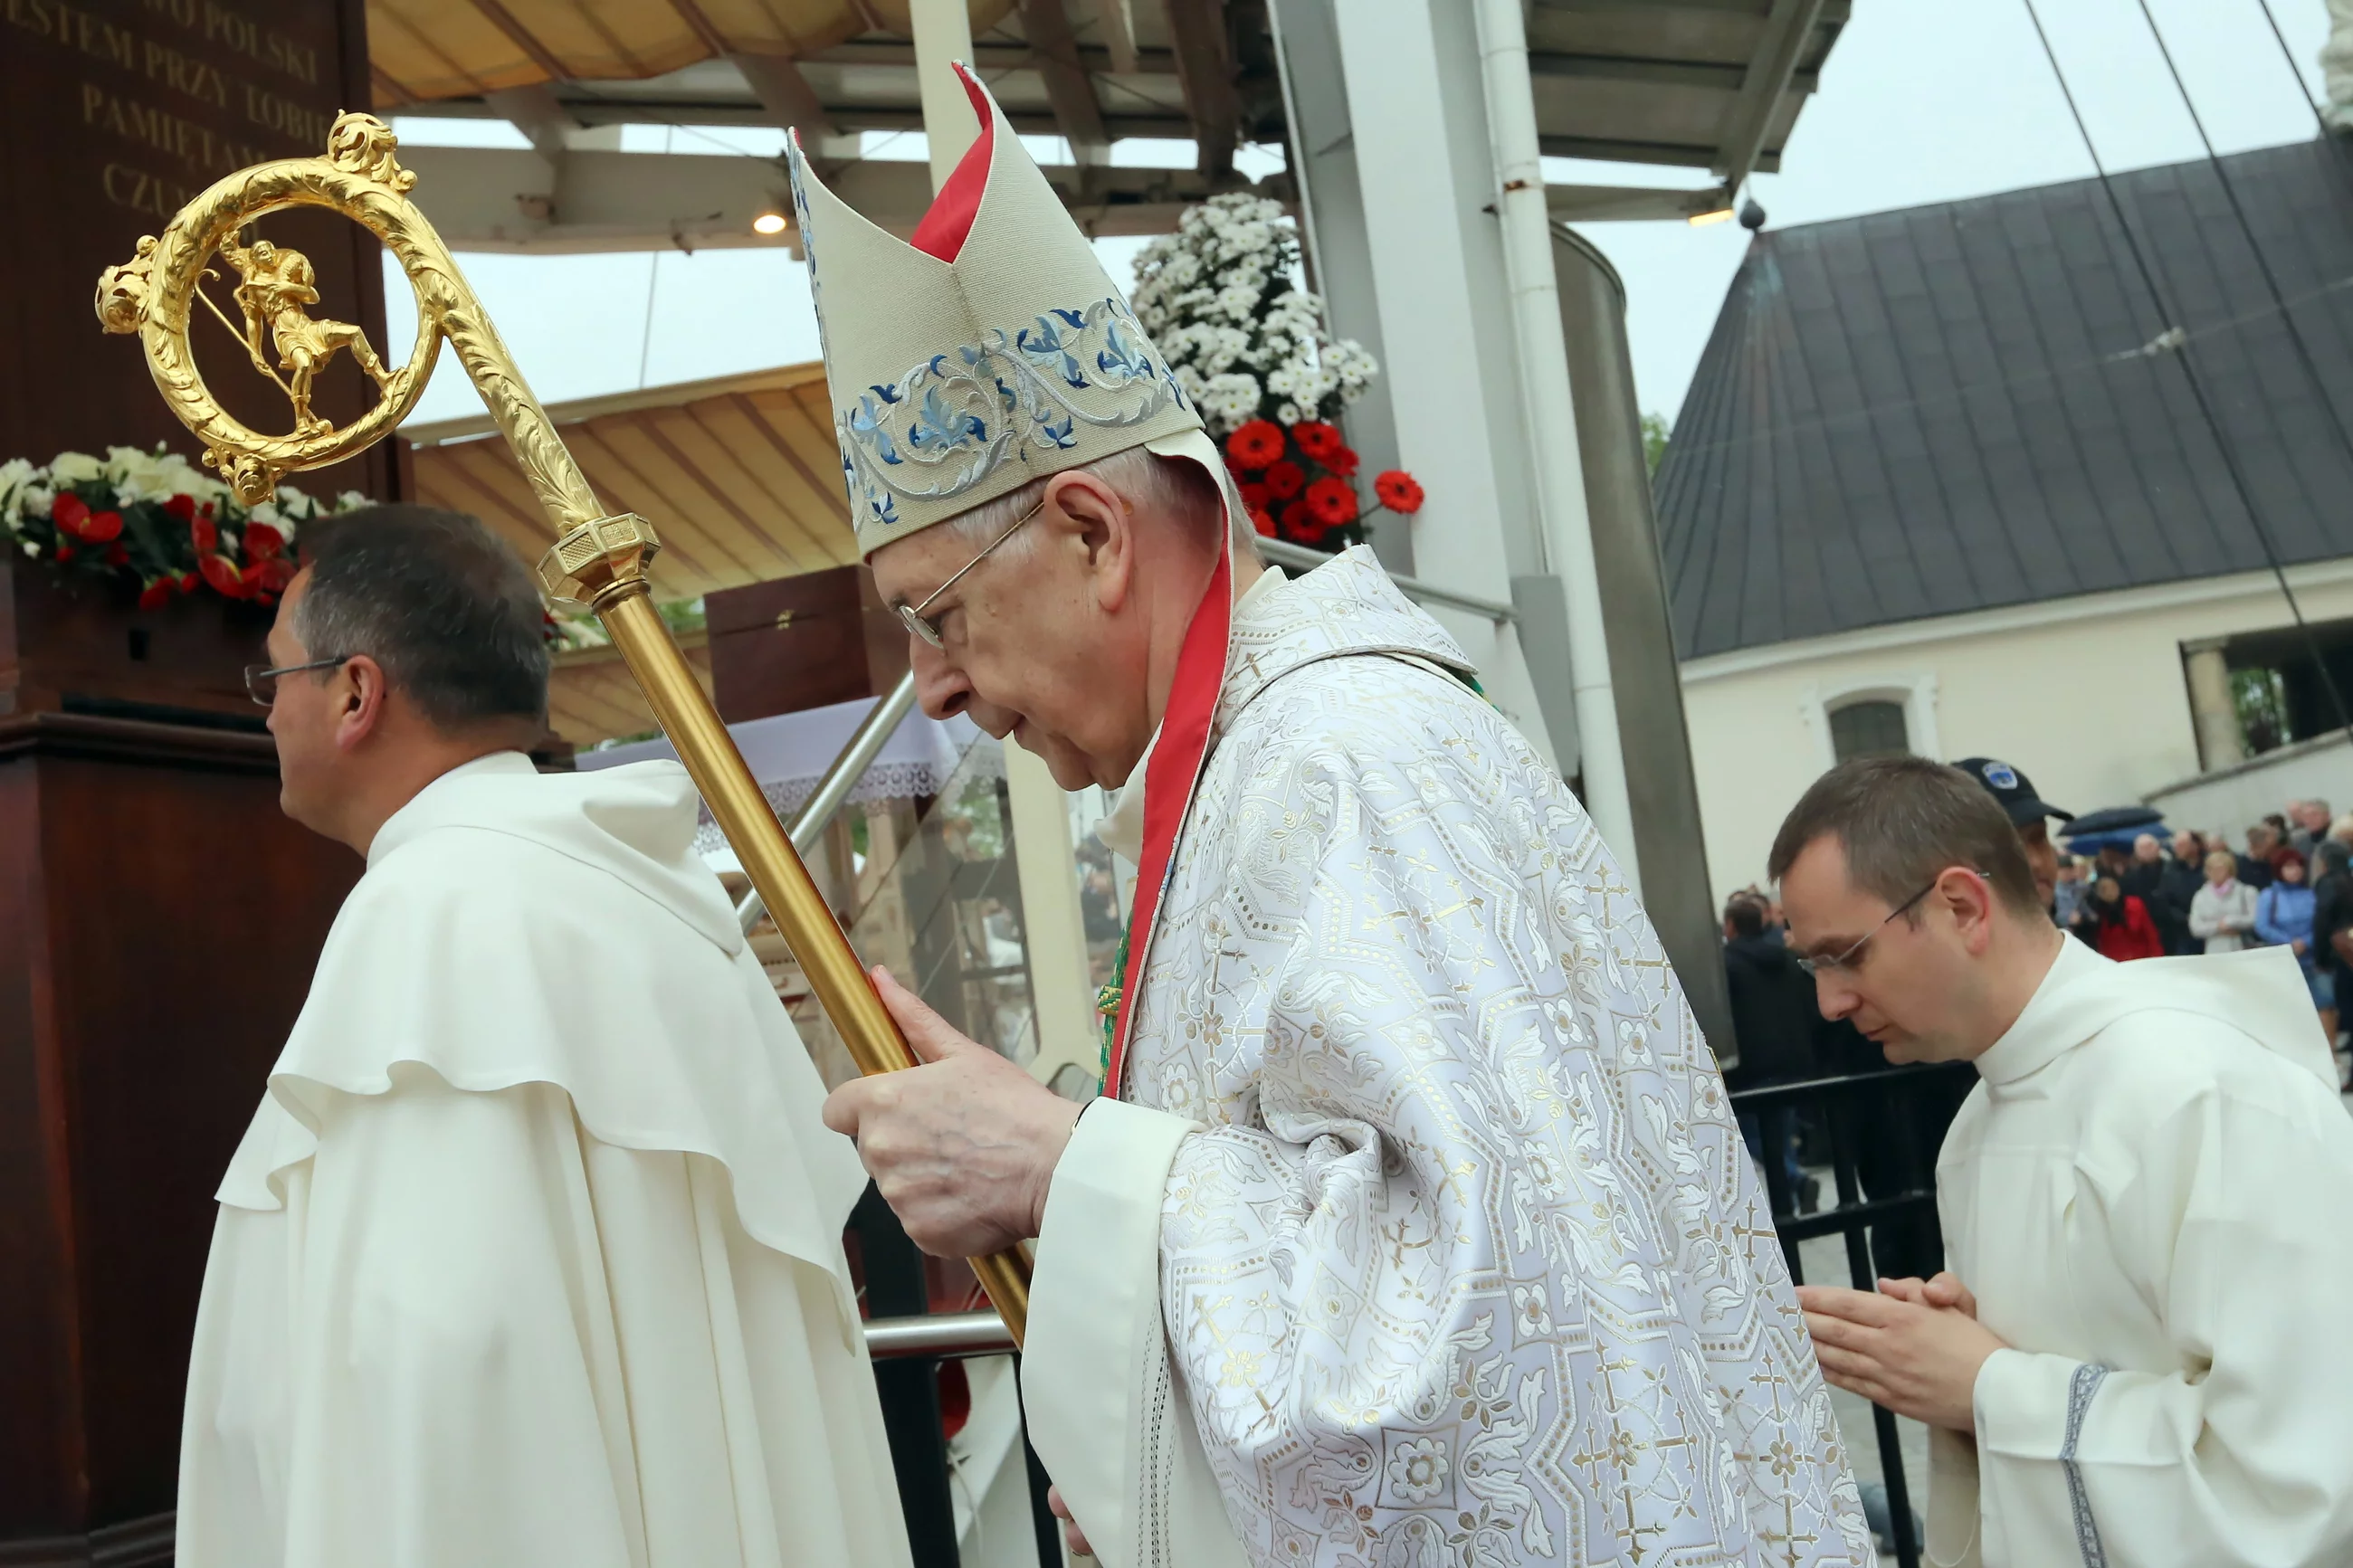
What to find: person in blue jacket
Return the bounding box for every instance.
[2255,846,2325,1011]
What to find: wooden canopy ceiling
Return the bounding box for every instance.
[402,361,855,603]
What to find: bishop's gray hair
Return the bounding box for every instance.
[944,445,1262,563]
[292,504,550,732]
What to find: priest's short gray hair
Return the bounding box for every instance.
[944,446,1262,564]
[293,504,550,731]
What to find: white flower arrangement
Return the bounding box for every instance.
[1130,195,1378,437]
[1,444,370,608]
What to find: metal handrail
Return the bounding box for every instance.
[863,1308,1018,1361]
[737,670,922,936]
[1255,537,1518,622]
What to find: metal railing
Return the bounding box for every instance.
[1254,536,1519,622]
[737,670,922,936]
[1728,1060,1977,1568]
[851,1190,1059,1568]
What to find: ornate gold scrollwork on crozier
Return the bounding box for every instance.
[89,111,598,525]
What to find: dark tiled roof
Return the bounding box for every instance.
[1655,138,2353,660]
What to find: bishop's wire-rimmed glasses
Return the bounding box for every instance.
[894,494,1050,651]
[1794,874,1959,976]
[245,655,349,707]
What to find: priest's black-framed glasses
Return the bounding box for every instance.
[244,656,349,706]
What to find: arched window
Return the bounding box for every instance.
[1829,698,1909,762]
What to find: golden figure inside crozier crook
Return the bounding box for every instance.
[218,236,392,435]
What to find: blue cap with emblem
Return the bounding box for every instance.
[1951,756,2074,828]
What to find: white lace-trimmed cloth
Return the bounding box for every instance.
[577,697,994,860]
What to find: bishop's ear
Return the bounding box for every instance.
[1044,469,1137,613]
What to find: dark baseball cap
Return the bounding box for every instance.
[1952,757,2074,827]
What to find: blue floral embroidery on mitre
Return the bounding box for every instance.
[834,296,1192,530]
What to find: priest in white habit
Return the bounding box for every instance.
[1776,755,2353,1568]
[799,67,1872,1568]
[178,505,910,1568]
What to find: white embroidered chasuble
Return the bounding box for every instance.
[177,752,910,1568]
[1929,936,2353,1568]
[1023,551,1872,1568]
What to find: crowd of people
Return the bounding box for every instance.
[2054,799,2353,1071]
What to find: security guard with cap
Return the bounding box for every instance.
[1953,755,2075,916]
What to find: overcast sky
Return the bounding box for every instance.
[390,0,2337,434]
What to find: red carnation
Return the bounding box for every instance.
[1263,460,1306,499]
[244,521,285,560]
[1374,470,1425,515]
[1250,507,1277,537]
[1306,476,1359,528]
[1324,444,1361,478]
[1239,480,1271,509]
[198,554,247,598]
[1291,422,1342,461]
[55,544,74,563]
[138,578,173,612]
[191,515,218,555]
[161,494,196,523]
[177,571,201,593]
[1224,420,1285,471]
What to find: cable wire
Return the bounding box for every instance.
[2020,0,2353,744]
[2253,0,2334,137]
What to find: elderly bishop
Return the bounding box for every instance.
[805,70,1871,1568]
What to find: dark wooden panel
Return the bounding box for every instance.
[50,745,357,1522]
[707,564,910,723]
[0,714,358,1544]
[1,556,276,722]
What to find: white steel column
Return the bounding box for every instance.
[909,16,1100,1083]
[1470,0,1638,888]
[910,0,983,190]
[1326,0,1561,777]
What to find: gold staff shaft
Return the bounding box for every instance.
[95,112,1030,1344]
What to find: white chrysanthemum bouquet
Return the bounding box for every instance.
[1131,195,1423,550]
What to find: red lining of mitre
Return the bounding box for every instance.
[908,63,996,262]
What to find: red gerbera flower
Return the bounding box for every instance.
[1239,481,1271,510]
[1374,470,1426,515]
[1323,444,1361,478]
[1224,420,1285,471]
[1306,477,1360,528]
[1250,507,1277,537]
[1263,460,1306,499]
[1279,499,1316,540]
[138,578,174,612]
[1291,421,1343,462]
[198,554,247,598]
[244,521,285,560]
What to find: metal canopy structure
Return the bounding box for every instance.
[403,362,857,599]
[367,0,1846,246]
